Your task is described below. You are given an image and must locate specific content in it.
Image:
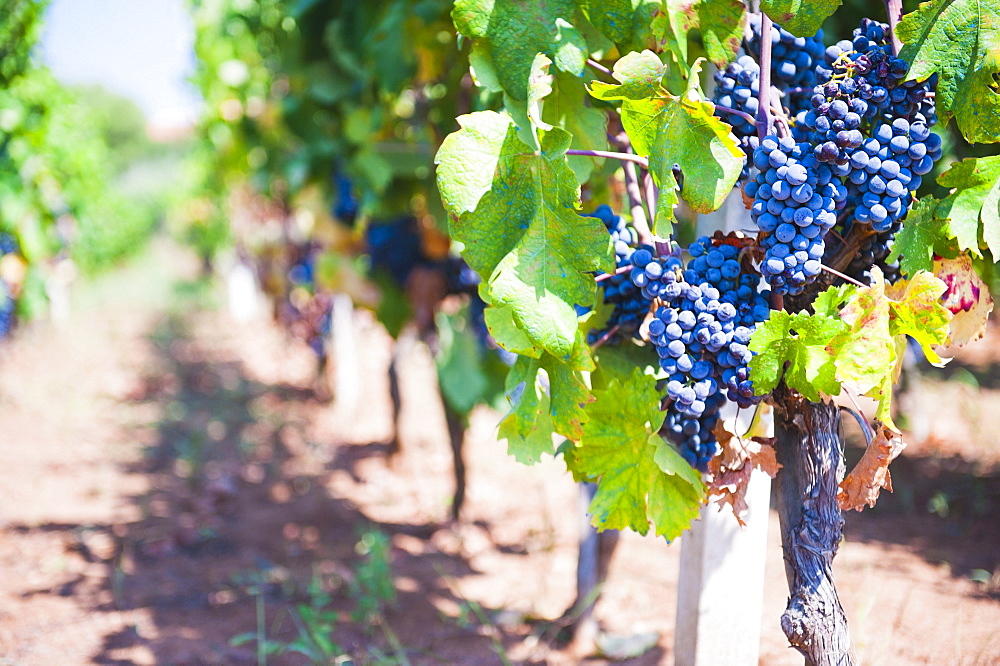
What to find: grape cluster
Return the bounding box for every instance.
[712,55,763,175]
[0,233,21,341]
[587,205,654,345]
[843,220,901,284]
[632,238,770,469]
[745,135,843,294]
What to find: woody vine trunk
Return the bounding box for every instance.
[773,386,856,665]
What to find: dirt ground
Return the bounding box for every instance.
[0,239,997,665]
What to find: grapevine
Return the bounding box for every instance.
[183,0,1000,660]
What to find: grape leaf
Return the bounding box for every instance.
[497,347,595,462]
[760,0,842,37]
[828,270,895,399]
[890,196,950,276]
[498,356,556,463]
[838,424,906,511]
[884,269,952,364]
[827,268,898,428]
[589,51,743,228]
[748,306,846,401]
[936,156,1000,258]
[483,299,542,357]
[542,71,609,184]
[664,0,746,68]
[812,283,856,317]
[579,0,633,44]
[452,0,586,100]
[569,370,704,539]
[435,111,614,357]
[897,0,1000,143]
[435,310,491,414]
[931,253,994,346]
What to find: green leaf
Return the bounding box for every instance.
[591,343,659,391]
[812,283,856,318]
[570,370,704,539]
[897,0,1000,143]
[936,156,1000,257]
[589,52,743,227]
[497,345,595,462]
[436,111,614,358]
[499,386,556,463]
[452,0,586,100]
[891,196,950,276]
[826,269,953,432]
[484,300,542,357]
[580,0,633,44]
[761,0,842,38]
[665,0,746,68]
[542,72,609,184]
[748,307,846,401]
[435,310,490,413]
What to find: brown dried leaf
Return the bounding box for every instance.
[837,423,906,511]
[708,428,781,526]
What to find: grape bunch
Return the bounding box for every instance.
[586,205,654,345]
[745,135,843,295]
[0,282,13,340]
[631,238,770,469]
[712,54,763,178]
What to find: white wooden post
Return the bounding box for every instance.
[328,292,360,415]
[675,402,773,665]
[226,258,261,323]
[675,471,771,664]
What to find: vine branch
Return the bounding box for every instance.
[755,12,776,141]
[565,149,648,169]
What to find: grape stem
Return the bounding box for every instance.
[883,0,904,55]
[594,264,633,282]
[819,263,866,288]
[840,394,876,446]
[565,149,649,169]
[617,143,655,245]
[590,324,621,350]
[714,104,757,125]
[754,12,775,141]
[587,58,613,77]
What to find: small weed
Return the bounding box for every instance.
[230,527,410,665]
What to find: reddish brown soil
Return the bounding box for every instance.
[0,241,997,665]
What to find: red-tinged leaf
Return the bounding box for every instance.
[707,423,780,526]
[837,424,906,511]
[933,254,995,347]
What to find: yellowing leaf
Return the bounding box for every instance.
[934,253,995,346]
[838,424,906,511]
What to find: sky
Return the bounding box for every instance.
[40,0,201,129]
